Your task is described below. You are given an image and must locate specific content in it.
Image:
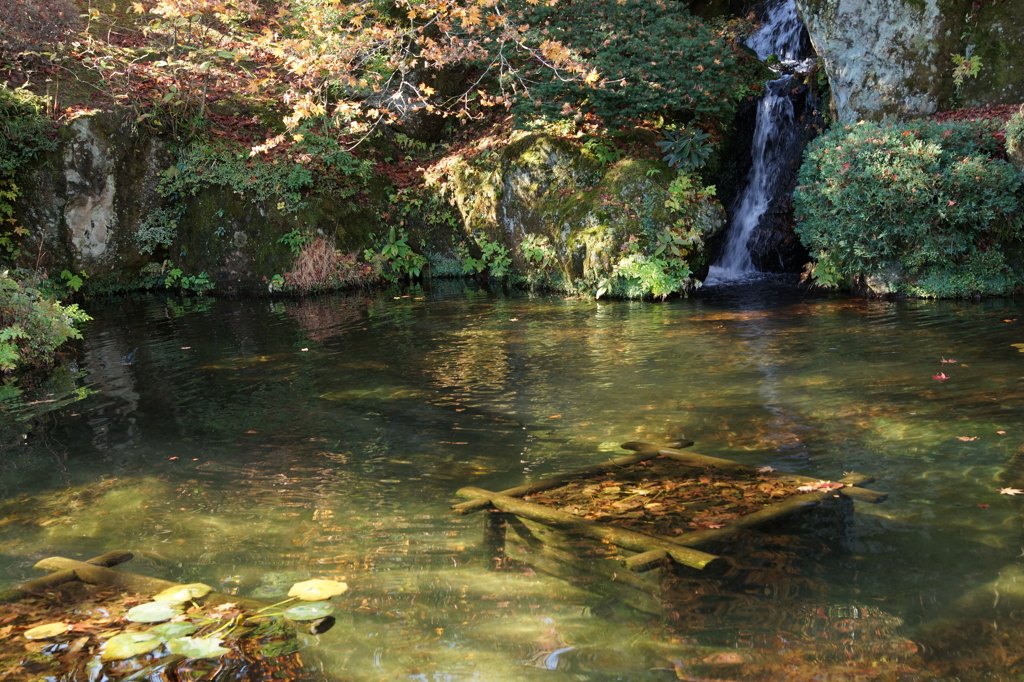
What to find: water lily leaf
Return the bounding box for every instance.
[147,622,198,640]
[126,601,183,623]
[167,636,232,659]
[152,583,212,603]
[102,632,163,661]
[24,622,70,640]
[287,579,348,601]
[283,602,334,621]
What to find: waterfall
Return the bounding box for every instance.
[705,0,812,285]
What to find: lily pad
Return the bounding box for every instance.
[167,636,232,659]
[24,622,70,640]
[102,632,163,661]
[126,601,183,623]
[283,602,334,621]
[152,583,212,603]
[147,622,198,640]
[287,579,348,601]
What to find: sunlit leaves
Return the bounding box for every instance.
[167,636,233,659]
[287,579,349,601]
[102,632,163,660]
[152,583,212,603]
[126,601,184,623]
[23,623,70,640]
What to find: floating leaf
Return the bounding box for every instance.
[283,602,334,621]
[24,622,70,640]
[126,601,183,623]
[932,373,950,381]
[167,636,232,659]
[957,436,979,441]
[287,579,348,601]
[102,632,163,661]
[152,583,212,603]
[147,622,197,640]
[999,487,1024,496]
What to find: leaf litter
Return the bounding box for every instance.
[522,457,820,537]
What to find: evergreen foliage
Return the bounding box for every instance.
[794,120,1024,296]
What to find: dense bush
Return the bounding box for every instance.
[0,85,55,241]
[512,0,746,127]
[0,272,91,371]
[1008,107,1024,170]
[794,120,1024,297]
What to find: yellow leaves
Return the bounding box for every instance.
[131,1,147,12]
[419,83,436,97]
[584,69,600,85]
[291,133,304,142]
[463,5,481,27]
[539,39,570,64]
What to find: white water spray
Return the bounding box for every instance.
[705,0,810,285]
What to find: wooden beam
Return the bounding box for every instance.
[451,442,692,515]
[456,486,725,572]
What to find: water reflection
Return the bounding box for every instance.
[5,282,1024,678]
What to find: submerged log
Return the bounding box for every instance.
[0,551,135,604]
[451,443,692,516]
[30,556,269,611]
[456,486,725,572]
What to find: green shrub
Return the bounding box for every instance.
[0,86,56,261]
[512,0,745,127]
[793,120,1024,296]
[1007,107,1024,170]
[0,271,91,371]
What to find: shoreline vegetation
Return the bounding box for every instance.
[0,0,1022,371]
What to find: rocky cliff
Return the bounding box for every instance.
[796,0,1023,121]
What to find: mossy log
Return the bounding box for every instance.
[30,556,269,610]
[0,551,135,604]
[456,486,725,572]
[451,443,692,516]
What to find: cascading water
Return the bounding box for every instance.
[705,0,813,284]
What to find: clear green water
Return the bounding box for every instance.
[5,281,1024,680]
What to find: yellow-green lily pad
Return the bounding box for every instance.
[24,622,70,640]
[152,583,212,603]
[167,636,232,659]
[101,632,163,661]
[283,602,334,621]
[126,601,183,623]
[287,579,348,601]
[147,622,198,640]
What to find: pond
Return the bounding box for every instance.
[3,280,1024,680]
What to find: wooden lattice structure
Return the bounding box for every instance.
[453,442,887,612]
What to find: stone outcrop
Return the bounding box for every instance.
[17,111,170,275]
[795,0,1024,122]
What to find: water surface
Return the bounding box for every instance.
[4,282,1024,680]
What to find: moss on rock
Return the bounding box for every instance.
[428,132,725,297]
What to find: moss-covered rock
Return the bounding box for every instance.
[796,0,1024,122]
[15,111,171,282]
[428,132,726,296]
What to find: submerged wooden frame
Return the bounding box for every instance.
[453,441,887,574]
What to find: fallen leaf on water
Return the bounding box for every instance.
[933,373,950,381]
[797,485,816,492]
[998,430,1007,434]
[978,503,990,509]
[957,436,979,441]
[757,466,776,473]
[1006,319,1019,322]
[548,415,561,419]
[941,357,957,363]
[998,487,1024,496]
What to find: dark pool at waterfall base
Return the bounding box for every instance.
[6,279,1024,680]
